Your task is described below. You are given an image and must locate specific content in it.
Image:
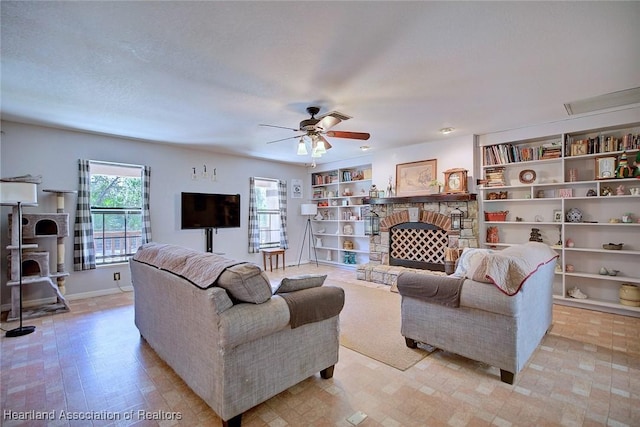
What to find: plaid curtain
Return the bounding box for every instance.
[278,180,289,249]
[73,159,96,270]
[248,177,260,253]
[141,165,152,244]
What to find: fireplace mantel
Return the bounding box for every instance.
[365,193,477,205]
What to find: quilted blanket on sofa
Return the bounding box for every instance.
[469,242,558,295]
[133,243,245,289]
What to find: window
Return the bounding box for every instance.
[90,162,143,265]
[254,178,281,249]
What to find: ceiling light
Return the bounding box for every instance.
[314,138,327,155]
[296,138,308,155]
[564,87,640,115]
[440,127,454,135]
[360,145,371,151]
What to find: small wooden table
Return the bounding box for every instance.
[261,248,286,272]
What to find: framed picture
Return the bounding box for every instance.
[291,179,303,198]
[553,210,563,222]
[395,159,437,197]
[595,156,617,180]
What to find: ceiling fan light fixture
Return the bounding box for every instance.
[313,135,327,155]
[440,127,455,135]
[296,138,308,155]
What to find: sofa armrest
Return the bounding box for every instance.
[218,286,345,348]
[218,297,291,349]
[397,272,465,307]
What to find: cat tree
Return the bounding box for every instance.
[5,186,73,321]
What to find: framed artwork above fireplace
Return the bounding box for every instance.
[395,159,437,197]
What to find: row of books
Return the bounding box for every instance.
[566,133,639,157]
[313,169,371,185]
[483,141,561,165]
[484,133,639,165]
[312,173,339,185]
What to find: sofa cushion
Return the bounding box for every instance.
[217,263,273,304]
[275,274,327,294]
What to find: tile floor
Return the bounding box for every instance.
[1,264,639,427]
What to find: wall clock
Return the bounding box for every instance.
[443,168,468,194]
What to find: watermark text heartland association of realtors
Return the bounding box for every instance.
[3,409,182,421]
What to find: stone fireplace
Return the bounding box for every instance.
[357,194,478,285]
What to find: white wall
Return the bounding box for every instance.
[0,121,309,305]
[371,134,477,194]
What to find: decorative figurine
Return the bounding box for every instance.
[529,228,543,243]
[616,185,625,195]
[486,226,499,243]
[601,186,613,196]
[615,151,636,178]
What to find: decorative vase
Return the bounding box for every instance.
[619,284,640,307]
[565,208,583,223]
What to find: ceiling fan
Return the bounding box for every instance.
[260,106,370,158]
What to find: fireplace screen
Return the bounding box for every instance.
[389,222,447,271]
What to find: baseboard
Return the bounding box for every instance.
[0,286,133,312]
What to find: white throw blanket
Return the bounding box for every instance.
[467,242,558,295]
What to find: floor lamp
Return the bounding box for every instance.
[1,181,38,337]
[297,203,318,267]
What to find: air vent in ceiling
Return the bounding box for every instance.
[564,87,640,115]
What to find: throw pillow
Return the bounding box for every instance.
[217,263,273,304]
[275,274,327,293]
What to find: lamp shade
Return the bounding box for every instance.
[300,203,318,216]
[0,182,38,205]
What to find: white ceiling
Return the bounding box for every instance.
[2,1,639,165]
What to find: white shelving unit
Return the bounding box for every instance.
[310,164,372,267]
[479,123,640,317]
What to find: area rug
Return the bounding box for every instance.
[330,280,433,371]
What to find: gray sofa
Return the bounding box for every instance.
[130,243,344,427]
[397,242,558,384]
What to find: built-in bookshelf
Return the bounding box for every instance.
[478,122,640,317]
[310,164,372,267]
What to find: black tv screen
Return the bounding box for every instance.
[181,192,241,229]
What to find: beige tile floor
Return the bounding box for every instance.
[1,263,639,427]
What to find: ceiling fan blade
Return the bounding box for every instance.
[265,135,301,144]
[316,110,351,131]
[326,130,370,140]
[259,124,300,132]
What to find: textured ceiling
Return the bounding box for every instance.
[2,1,639,165]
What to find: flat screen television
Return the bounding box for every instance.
[181,192,241,229]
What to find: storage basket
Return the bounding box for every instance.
[484,211,508,221]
